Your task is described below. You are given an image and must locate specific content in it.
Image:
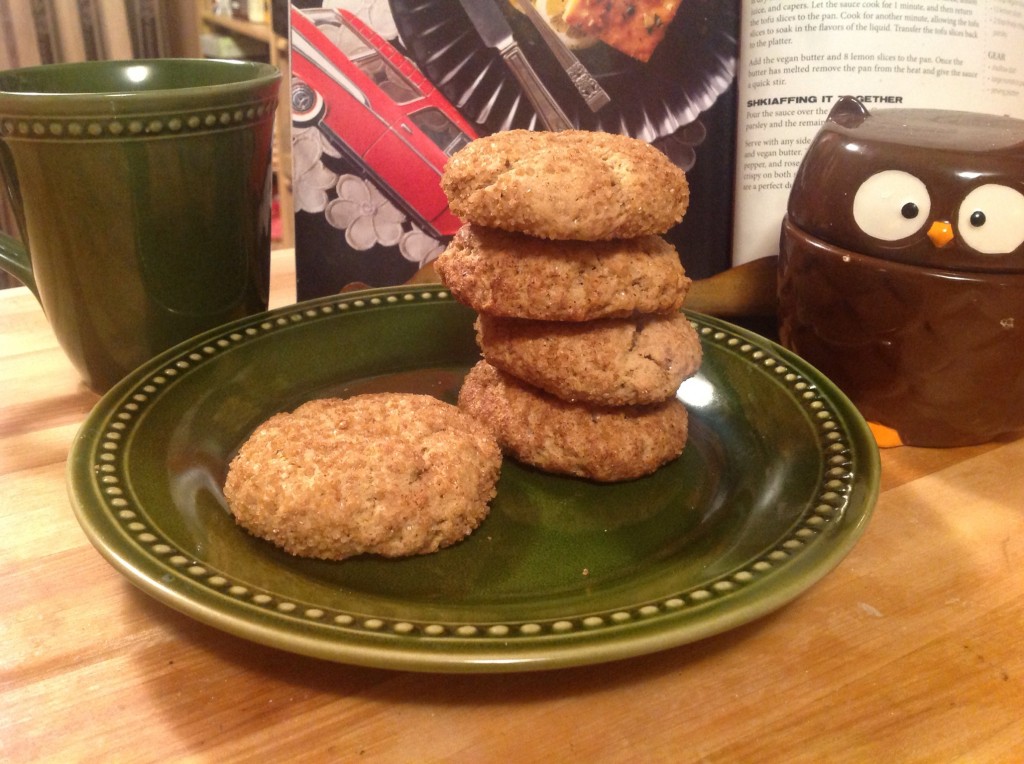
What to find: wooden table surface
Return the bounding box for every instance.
[2,250,1022,763]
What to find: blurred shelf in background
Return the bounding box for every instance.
[193,0,293,249]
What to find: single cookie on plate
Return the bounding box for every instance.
[223,394,501,561]
[441,129,689,240]
[476,311,702,406]
[458,360,689,482]
[435,224,690,321]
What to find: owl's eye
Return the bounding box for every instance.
[957,184,1024,255]
[853,171,931,241]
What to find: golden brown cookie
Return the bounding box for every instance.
[436,224,690,321]
[223,394,501,560]
[476,311,702,406]
[458,361,689,482]
[441,129,689,240]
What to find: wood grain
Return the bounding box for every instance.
[2,251,1021,763]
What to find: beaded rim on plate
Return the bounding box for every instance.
[68,285,879,672]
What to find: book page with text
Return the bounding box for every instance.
[732,0,1024,264]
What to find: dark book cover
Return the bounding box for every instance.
[289,1,738,300]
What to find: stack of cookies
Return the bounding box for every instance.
[435,129,702,482]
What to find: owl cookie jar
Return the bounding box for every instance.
[778,96,1024,447]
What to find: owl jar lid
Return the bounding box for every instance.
[826,96,1024,151]
[786,96,1024,274]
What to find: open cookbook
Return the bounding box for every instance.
[288,0,1024,299]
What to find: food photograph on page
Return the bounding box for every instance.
[288,0,739,299]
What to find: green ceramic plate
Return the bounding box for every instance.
[68,285,880,673]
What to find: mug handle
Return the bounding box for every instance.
[0,231,37,299]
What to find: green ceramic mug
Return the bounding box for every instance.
[0,59,280,392]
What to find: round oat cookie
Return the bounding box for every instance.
[223,394,501,561]
[458,361,689,482]
[476,311,703,407]
[435,225,690,321]
[441,129,689,240]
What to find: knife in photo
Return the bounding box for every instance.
[514,0,610,112]
[458,0,572,131]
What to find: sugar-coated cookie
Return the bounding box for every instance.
[223,394,501,560]
[458,361,688,482]
[441,129,689,240]
[436,224,690,321]
[476,311,702,406]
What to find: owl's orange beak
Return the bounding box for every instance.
[927,220,954,248]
